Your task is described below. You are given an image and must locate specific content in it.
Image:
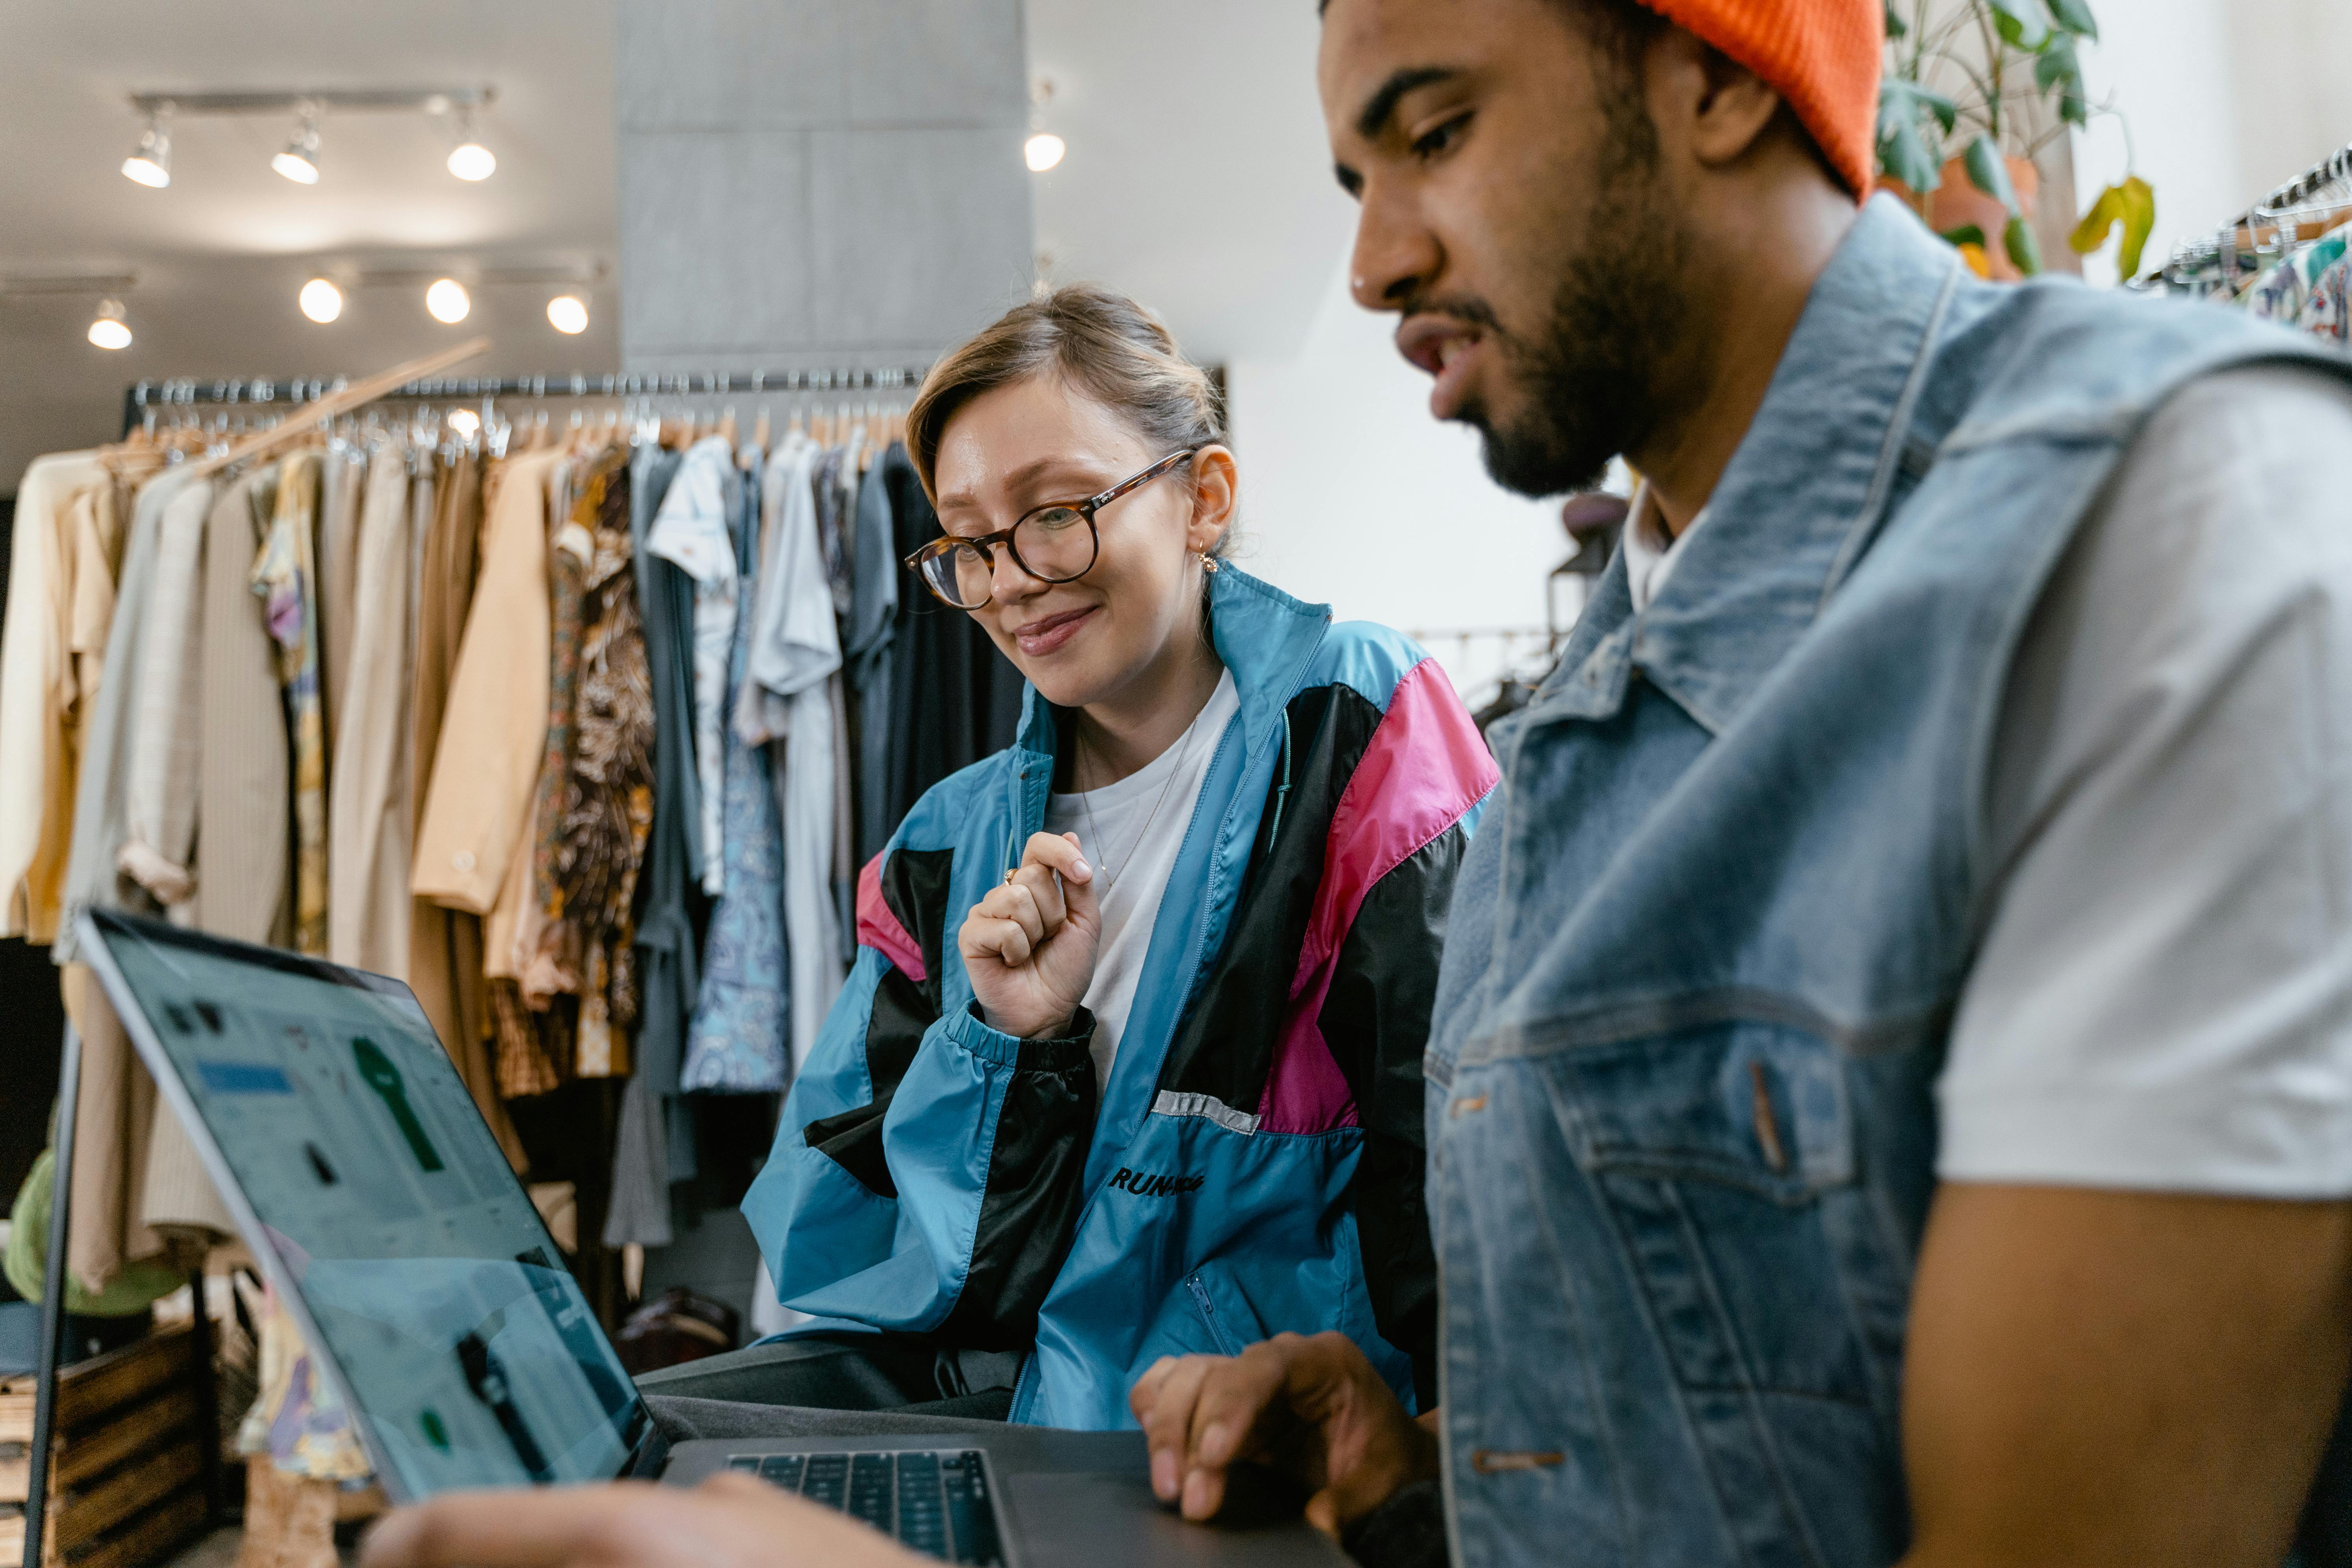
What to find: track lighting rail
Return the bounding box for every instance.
[128,87,493,116]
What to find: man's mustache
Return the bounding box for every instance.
[1392,293,1506,346]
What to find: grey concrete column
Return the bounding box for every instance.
[615,0,1036,377]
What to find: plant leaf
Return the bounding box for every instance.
[2004,213,2045,275]
[1942,224,1989,249]
[1962,135,2021,214]
[2117,174,2156,278]
[1875,80,1951,192]
[1885,0,1908,39]
[2046,0,2098,38]
[2035,35,2090,124]
[1987,0,2052,50]
[2068,183,2124,253]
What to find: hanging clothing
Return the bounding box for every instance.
[744,435,844,1072]
[252,453,330,955]
[646,436,740,899]
[115,469,214,913]
[405,449,524,1168]
[0,452,106,942]
[846,453,900,867]
[415,448,561,916]
[55,466,206,965]
[316,443,366,751]
[680,443,790,1094]
[193,467,293,949]
[535,448,655,1081]
[607,441,694,1250]
[326,439,419,976]
[2298,252,2351,344]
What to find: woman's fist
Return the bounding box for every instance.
[958,831,1101,1040]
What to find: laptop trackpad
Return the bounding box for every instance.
[1002,1472,1347,1566]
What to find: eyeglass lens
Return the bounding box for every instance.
[924,505,1094,608]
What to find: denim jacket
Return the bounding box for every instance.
[1427,196,2352,1566]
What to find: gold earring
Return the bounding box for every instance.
[1198,550,1220,574]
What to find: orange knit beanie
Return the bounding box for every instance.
[1635,0,1883,200]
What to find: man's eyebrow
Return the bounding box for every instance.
[1354,65,1461,142]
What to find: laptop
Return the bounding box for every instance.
[80,909,1343,1566]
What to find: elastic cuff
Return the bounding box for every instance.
[1340,1477,1446,1568]
[948,1000,1096,1071]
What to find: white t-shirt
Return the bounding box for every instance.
[1044,669,1241,1092]
[1628,365,2352,1198]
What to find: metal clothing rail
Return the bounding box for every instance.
[128,364,933,411]
[2145,137,2352,287]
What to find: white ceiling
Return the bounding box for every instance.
[0,1,1348,485]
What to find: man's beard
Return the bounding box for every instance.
[1459,107,1690,498]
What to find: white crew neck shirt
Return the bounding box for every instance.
[1044,668,1241,1092]
[1619,485,1709,613]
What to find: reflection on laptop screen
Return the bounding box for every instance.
[95,913,644,1497]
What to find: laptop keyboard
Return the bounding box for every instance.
[727,1448,1003,1565]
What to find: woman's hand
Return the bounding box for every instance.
[958,831,1100,1040]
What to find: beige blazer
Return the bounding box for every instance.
[413,448,558,915]
[0,452,104,940]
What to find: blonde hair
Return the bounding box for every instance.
[907,284,1228,546]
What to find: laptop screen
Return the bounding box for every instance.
[90,911,646,1497]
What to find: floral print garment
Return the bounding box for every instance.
[680,451,789,1093]
[2298,253,2351,346]
[251,451,329,954]
[535,447,656,1078]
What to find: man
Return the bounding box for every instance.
[366,1,2352,1564]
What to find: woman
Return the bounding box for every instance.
[728,285,1496,1429]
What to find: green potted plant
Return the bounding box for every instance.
[1875,0,2155,281]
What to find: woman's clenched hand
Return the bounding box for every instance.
[958,831,1101,1040]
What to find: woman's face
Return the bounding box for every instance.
[931,374,1235,710]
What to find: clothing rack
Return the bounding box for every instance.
[2143,138,2352,289]
[127,365,932,417]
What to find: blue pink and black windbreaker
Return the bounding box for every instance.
[741,565,1498,1428]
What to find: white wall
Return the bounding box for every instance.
[1226,257,1585,705]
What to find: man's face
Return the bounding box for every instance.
[1319,0,1688,496]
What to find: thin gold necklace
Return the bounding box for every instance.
[1075,702,1208,896]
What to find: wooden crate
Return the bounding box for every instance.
[0,1323,213,1568]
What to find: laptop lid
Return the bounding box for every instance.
[78,909,649,1503]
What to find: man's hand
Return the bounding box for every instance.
[1129,1331,1438,1535]
[360,1472,924,1568]
[959,831,1101,1040]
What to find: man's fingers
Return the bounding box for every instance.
[1135,1355,1220,1503]
[1180,1345,1292,1520]
[362,1485,644,1567]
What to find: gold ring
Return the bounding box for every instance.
[1004,868,1019,885]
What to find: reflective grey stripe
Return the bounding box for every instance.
[1150,1090,1259,1136]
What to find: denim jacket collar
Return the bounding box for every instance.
[1540,197,1964,737]
[1013,563,1332,765]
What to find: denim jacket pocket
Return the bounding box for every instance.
[1542,1018,1884,1408]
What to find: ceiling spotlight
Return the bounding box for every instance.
[546,294,589,335]
[87,298,132,350]
[120,113,171,188]
[446,106,496,181]
[298,277,343,324]
[1023,132,1065,173]
[424,277,470,324]
[272,110,322,184]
